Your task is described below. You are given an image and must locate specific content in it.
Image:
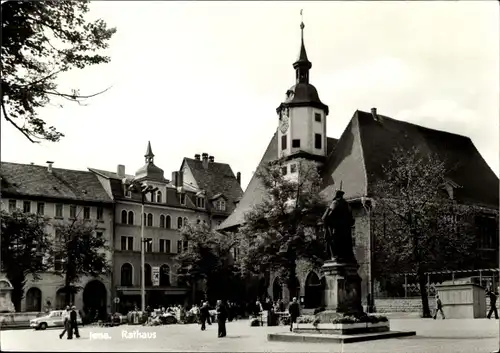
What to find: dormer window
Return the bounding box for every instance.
[215,199,226,211]
[179,193,186,205]
[125,189,132,198]
[156,191,162,203]
[197,197,205,208]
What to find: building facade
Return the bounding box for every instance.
[0,162,114,315]
[219,20,499,309]
[90,143,243,311]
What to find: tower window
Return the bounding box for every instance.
[290,164,297,173]
[315,113,321,122]
[281,166,288,175]
[281,135,287,150]
[292,139,300,148]
[315,133,322,149]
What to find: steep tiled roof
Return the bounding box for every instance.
[219,110,498,231]
[219,131,338,230]
[1,162,113,203]
[182,158,243,215]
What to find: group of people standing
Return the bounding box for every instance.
[59,305,80,339]
[199,300,228,338]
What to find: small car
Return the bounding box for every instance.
[30,310,82,330]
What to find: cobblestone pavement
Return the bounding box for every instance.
[1,318,498,353]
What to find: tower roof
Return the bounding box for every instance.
[293,21,311,70]
[135,141,165,182]
[145,141,154,159]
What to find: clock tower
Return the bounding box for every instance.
[276,19,329,176]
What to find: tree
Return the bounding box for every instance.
[237,159,327,301]
[0,209,53,311]
[372,146,483,317]
[1,0,116,142]
[53,219,111,305]
[176,223,242,303]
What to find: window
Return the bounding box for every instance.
[144,238,153,252]
[83,206,90,219]
[290,164,297,173]
[292,139,300,148]
[127,211,134,225]
[183,240,188,252]
[315,113,321,122]
[179,193,186,205]
[281,166,288,175]
[477,215,497,249]
[36,202,45,215]
[232,247,240,261]
[156,191,162,203]
[125,190,132,198]
[160,215,165,228]
[197,197,205,208]
[70,205,77,219]
[120,263,133,286]
[314,133,322,149]
[215,199,226,211]
[183,217,188,227]
[143,213,147,226]
[8,200,16,212]
[97,207,104,220]
[177,217,183,229]
[166,215,171,228]
[177,240,182,253]
[23,201,31,213]
[160,265,170,286]
[54,253,65,271]
[121,210,127,224]
[147,213,153,227]
[150,192,155,203]
[55,204,63,218]
[96,231,103,238]
[144,264,152,286]
[159,239,171,253]
[281,135,287,150]
[121,236,134,251]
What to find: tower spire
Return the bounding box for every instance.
[145,141,154,163]
[294,9,312,84]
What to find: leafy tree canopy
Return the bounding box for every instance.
[1,209,53,311]
[1,0,116,142]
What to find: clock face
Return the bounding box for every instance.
[280,114,289,133]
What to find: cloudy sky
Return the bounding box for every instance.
[1,1,498,189]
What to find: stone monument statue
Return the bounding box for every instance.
[321,189,356,263]
[0,278,16,313]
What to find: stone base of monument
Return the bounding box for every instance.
[0,312,42,330]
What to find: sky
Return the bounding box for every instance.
[1,1,499,190]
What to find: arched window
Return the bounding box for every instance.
[127,211,134,225]
[144,263,152,287]
[147,213,153,227]
[26,287,42,311]
[166,215,171,229]
[160,215,165,228]
[156,191,162,203]
[143,213,147,226]
[177,217,183,229]
[150,191,155,203]
[121,210,127,224]
[160,264,170,286]
[121,263,133,286]
[183,217,188,226]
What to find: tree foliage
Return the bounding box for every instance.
[237,159,327,299]
[1,0,116,142]
[371,146,486,317]
[176,223,243,302]
[0,209,53,311]
[54,219,111,305]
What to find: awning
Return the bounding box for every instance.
[116,287,189,295]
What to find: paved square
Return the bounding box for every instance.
[1,318,498,352]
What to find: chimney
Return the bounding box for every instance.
[202,153,209,169]
[172,171,179,187]
[208,156,214,163]
[178,170,184,187]
[46,161,54,173]
[236,172,241,185]
[194,154,201,161]
[117,164,126,178]
[371,107,378,120]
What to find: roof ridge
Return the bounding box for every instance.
[1,161,92,174]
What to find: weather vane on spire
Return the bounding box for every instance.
[300,9,304,29]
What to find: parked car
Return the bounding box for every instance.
[30,310,82,330]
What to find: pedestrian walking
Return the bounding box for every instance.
[288,297,300,332]
[200,301,210,331]
[68,306,80,339]
[487,288,499,319]
[216,300,227,338]
[59,306,71,339]
[433,295,445,319]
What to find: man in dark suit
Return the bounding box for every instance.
[69,306,80,339]
[288,297,300,332]
[216,300,227,337]
[487,288,499,319]
[200,301,210,331]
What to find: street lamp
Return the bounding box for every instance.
[129,182,158,312]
